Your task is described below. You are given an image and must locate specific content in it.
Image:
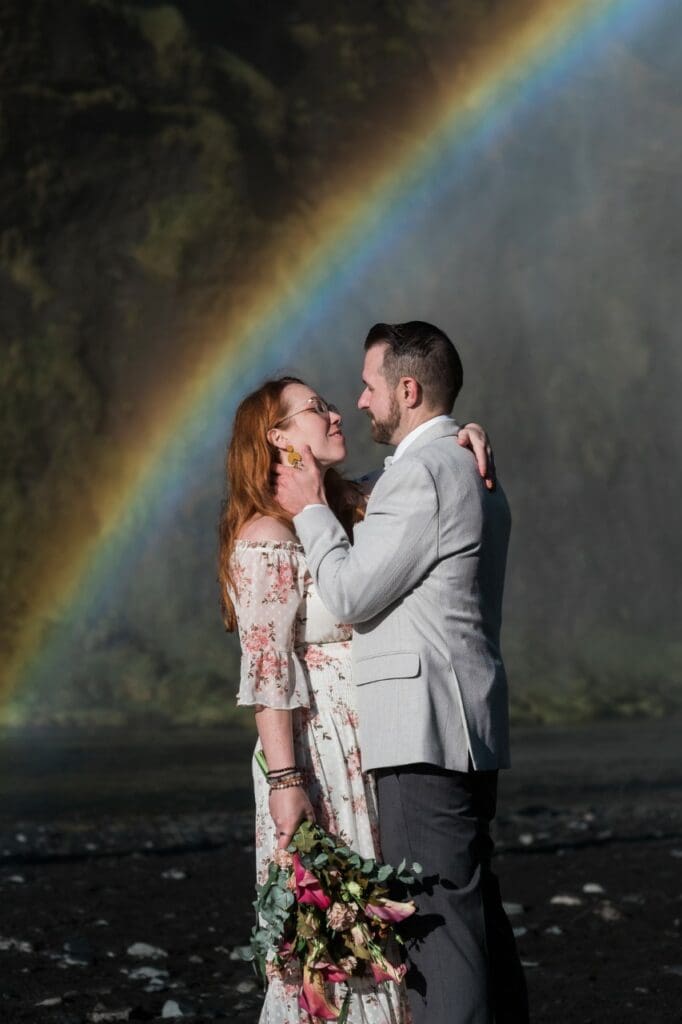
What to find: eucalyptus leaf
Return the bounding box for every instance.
[337,988,352,1024]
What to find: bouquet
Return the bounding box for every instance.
[240,754,421,1022]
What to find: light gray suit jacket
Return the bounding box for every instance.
[294,419,511,773]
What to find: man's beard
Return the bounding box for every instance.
[369,392,401,444]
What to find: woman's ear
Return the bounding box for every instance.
[267,427,287,450]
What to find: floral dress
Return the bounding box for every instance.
[232,540,410,1024]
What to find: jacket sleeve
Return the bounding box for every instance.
[294,458,439,623]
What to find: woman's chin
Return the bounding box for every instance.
[320,449,346,468]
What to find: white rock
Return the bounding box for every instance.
[521,960,539,968]
[518,833,534,846]
[7,874,25,884]
[127,965,169,982]
[127,942,168,960]
[35,997,62,1007]
[0,936,33,953]
[89,1007,131,1023]
[512,927,527,938]
[670,849,682,859]
[502,902,524,917]
[161,1001,183,1019]
[236,979,257,994]
[544,925,563,935]
[662,965,682,977]
[594,902,622,922]
[582,883,605,894]
[94,919,110,926]
[161,868,187,880]
[188,954,203,963]
[15,833,27,843]
[550,894,582,907]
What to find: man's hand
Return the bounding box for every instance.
[458,422,496,491]
[272,445,328,516]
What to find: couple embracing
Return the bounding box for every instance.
[219,321,529,1023]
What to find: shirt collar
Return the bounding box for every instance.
[391,415,453,464]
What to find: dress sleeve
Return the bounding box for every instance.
[230,545,310,710]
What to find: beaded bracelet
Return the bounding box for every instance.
[269,776,304,791]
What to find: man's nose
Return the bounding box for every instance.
[357,390,368,410]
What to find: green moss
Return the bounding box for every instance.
[0,231,53,307]
[216,51,285,142]
[137,5,187,56]
[289,23,322,50]
[69,85,136,111]
[133,110,241,278]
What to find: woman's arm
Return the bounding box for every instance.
[236,516,315,849]
[254,706,315,849]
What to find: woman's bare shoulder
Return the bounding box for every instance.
[237,515,298,543]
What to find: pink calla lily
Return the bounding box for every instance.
[364,897,416,922]
[370,957,407,985]
[293,853,332,910]
[299,966,339,1020]
[312,959,349,984]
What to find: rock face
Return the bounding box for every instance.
[2,2,681,726]
[0,0,496,722]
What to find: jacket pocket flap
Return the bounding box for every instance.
[355,651,421,685]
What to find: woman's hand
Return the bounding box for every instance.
[269,785,316,849]
[458,422,496,491]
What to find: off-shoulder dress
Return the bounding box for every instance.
[231,540,409,1024]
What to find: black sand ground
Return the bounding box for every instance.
[1,718,680,1023]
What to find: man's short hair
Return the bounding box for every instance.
[364,321,463,411]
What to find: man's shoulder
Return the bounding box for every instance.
[405,430,478,477]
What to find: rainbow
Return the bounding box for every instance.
[3,0,660,713]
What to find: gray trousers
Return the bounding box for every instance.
[375,765,529,1024]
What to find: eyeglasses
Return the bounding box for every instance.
[272,396,340,428]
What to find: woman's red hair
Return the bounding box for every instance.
[219,377,364,630]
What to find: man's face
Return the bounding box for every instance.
[358,343,402,445]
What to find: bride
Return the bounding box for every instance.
[218,376,491,1023]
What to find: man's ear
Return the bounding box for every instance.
[400,377,421,408]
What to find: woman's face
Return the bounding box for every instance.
[271,383,346,467]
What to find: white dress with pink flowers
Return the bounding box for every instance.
[231,540,409,1024]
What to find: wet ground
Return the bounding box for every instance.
[1,717,680,1023]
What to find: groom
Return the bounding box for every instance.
[276,321,528,1024]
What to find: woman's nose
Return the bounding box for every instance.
[329,406,342,425]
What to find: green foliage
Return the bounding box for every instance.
[244,820,419,989]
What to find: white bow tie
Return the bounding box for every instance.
[383,455,394,470]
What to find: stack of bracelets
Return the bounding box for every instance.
[267,766,304,791]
